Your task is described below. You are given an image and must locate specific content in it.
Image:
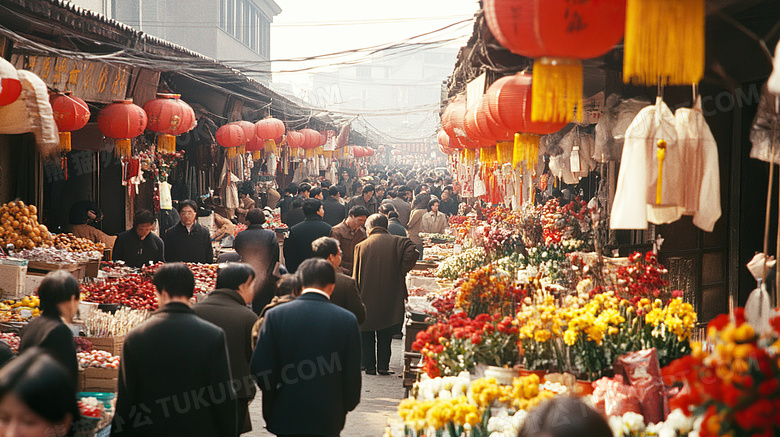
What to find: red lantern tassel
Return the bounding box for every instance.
[115,139,132,158]
[252,151,263,160]
[158,134,176,153]
[531,58,583,124]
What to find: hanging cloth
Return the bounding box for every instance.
[769,40,780,95]
[674,96,721,232]
[610,98,683,229]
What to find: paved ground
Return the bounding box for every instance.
[247,338,406,436]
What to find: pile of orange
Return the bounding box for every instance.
[0,201,52,250]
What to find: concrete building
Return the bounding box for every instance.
[306,47,457,152]
[67,0,281,84]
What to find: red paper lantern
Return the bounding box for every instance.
[143,93,197,153]
[476,97,512,142]
[365,148,375,157]
[442,96,469,149]
[217,124,245,159]
[50,92,90,153]
[299,128,320,150]
[231,120,255,155]
[286,131,305,149]
[255,117,285,140]
[485,74,566,135]
[98,99,148,157]
[319,132,327,146]
[0,63,22,107]
[464,106,491,148]
[484,0,625,122]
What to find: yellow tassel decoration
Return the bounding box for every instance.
[532,57,583,123]
[226,147,237,159]
[264,140,277,154]
[59,132,72,153]
[656,139,667,205]
[114,139,132,158]
[496,141,514,166]
[238,145,246,155]
[158,134,176,153]
[324,150,333,159]
[479,146,497,164]
[624,0,704,86]
[252,151,263,160]
[513,133,540,169]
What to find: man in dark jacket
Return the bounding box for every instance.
[163,200,213,264]
[378,204,407,237]
[322,186,346,226]
[283,198,332,273]
[277,184,298,225]
[112,209,164,268]
[251,259,361,437]
[234,208,280,313]
[353,214,418,375]
[112,263,237,437]
[193,263,259,434]
[329,206,369,275]
[345,184,378,216]
[390,186,412,227]
[439,186,460,216]
[311,237,366,324]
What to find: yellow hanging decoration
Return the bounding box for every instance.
[656,139,667,205]
[157,134,176,153]
[226,147,237,159]
[624,0,704,86]
[496,141,514,166]
[513,133,540,169]
[531,57,583,123]
[252,150,263,160]
[114,139,132,158]
[237,144,246,155]
[324,150,333,159]
[264,139,277,154]
[479,146,497,164]
[59,132,72,153]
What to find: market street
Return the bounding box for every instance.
[248,339,405,436]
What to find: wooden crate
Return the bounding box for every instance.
[85,258,101,278]
[26,260,82,280]
[85,336,124,356]
[404,320,430,352]
[0,263,27,299]
[83,367,118,393]
[403,352,423,394]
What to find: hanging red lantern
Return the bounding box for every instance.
[365,148,375,157]
[216,124,245,159]
[442,96,469,149]
[484,0,625,123]
[246,135,264,160]
[0,59,22,107]
[231,121,255,156]
[299,129,320,150]
[98,99,148,158]
[484,73,566,169]
[255,117,285,154]
[476,97,512,143]
[143,93,197,153]
[50,92,90,153]
[286,131,305,149]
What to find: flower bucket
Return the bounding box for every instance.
[484,365,517,385]
[574,380,594,397]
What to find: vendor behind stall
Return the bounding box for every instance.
[112,209,165,268]
[68,200,116,249]
[163,200,213,264]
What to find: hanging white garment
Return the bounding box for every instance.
[292,164,304,184]
[769,40,780,95]
[610,98,683,229]
[17,70,59,159]
[675,97,721,232]
[268,153,277,177]
[593,95,650,163]
[159,181,173,210]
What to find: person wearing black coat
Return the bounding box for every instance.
[193,264,260,434]
[251,259,361,437]
[277,184,298,225]
[112,209,165,268]
[19,271,80,385]
[233,209,281,313]
[322,187,346,226]
[312,237,367,324]
[286,197,305,228]
[111,264,237,437]
[163,201,213,264]
[283,199,332,273]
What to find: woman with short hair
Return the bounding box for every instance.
[420,198,448,235]
[19,270,79,385]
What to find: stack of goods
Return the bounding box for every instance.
[142,262,217,294]
[0,201,52,250]
[81,274,158,310]
[84,307,149,338]
[52,233,105,257]
[15,247,87,264]
[77,350,120,370]
[0,295,40,322]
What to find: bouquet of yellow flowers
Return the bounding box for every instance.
[516,289,567,372]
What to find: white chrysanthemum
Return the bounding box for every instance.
[623,412,645,433]
[608,415,624,437]
[665,408,694,433]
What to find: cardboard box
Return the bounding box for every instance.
[85,336,124,356]
[83,367,118,393]
[0,262,27,299]
[25,273,45,295]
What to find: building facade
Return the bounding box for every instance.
[68,0,280,84]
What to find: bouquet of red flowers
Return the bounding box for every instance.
[456,264,525,318]
[616,251,670,300]
[663,308,780,437]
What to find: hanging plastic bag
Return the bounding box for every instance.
[594,95,650,163]
[749,85,780,163]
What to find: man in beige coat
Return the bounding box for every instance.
[352,214,418,375]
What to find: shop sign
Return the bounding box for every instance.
[11,55,130,103]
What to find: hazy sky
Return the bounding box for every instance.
[270,0,480,90]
